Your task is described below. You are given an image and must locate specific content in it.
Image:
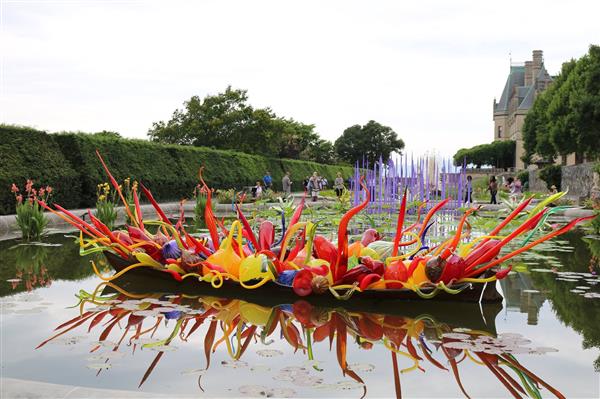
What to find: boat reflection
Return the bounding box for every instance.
[38,282,564,398]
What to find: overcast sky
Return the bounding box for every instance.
[1,0,598,157]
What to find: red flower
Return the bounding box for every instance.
[46,186,53,194]
[10,183,19,193]
[25,179,33,193]
[16,194,23,204]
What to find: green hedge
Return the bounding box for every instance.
[54,133,185,207]
[0,126,354,214]
[0,125,81,214]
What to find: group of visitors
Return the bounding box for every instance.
[251,171,347,202]
[463,174,523,205]
[251,171,272,198]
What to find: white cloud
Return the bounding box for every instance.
[1,0,599,156]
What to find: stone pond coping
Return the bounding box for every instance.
[0,198,595,242]
[0,378,195,398]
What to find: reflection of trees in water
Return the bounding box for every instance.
[0,235,99,297]
[528,232,600,371]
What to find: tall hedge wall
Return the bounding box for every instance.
[0,126,354,214]
[0,126,81,214]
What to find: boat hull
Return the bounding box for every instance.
[104,251,504,305]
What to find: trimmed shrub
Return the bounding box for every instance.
[0,125,80,215]
[53,133,184,208]
[1,127,354,214]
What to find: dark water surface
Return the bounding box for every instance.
[1,232,599,398]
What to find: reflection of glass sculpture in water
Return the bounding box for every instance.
[38,283,565,398]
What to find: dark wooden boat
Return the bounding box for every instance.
[105,251,504,306]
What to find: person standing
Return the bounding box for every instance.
[263,172,272,191]
[308,172,320,202]
[282,171,292,197]
[334,172,345,198]
[488,176,498,204]
[303,176,310,190]
[513,178,523,199]
[464,175,473,205]
[254,181,263,198]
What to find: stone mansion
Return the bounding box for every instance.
[492,50,553,170]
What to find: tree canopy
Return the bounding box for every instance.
[522,45,600,164]
[453,140,516,168]
[334,120,404,164]
[148,86,336,163]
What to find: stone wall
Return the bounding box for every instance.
[561,162,596,198]
[529,162,596,198]
[528,168,547,192]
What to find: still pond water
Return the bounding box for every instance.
[1,230,600,398]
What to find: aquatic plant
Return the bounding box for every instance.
[12,180,52,240]
[192,184,209,229]
[122,177,139,225]
[94,182,117,230]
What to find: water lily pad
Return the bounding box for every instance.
[87,351,124,362]
[498,332,522,339]
[238,385,271,397]
[140,298,163,304]
[133,310,160,317]
[269,388,296,397]
[442,332,471,340]
[147,344,178,352]
[257,349,283,357]
[130,338,162,345]
[181,368,207,376]
[481,347,504,355]
[52,336,87,345]
[334,381,364,390]
[221,360,248,368]
[347,363,375,372]
[87,363,112,370]
[451,328,473,333]
[442,341,473,350]
[583,292,600,299]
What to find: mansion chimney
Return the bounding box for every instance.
[524,61,533,86]
[532,50,543,79]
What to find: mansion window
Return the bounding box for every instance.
[497,126,503,138]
